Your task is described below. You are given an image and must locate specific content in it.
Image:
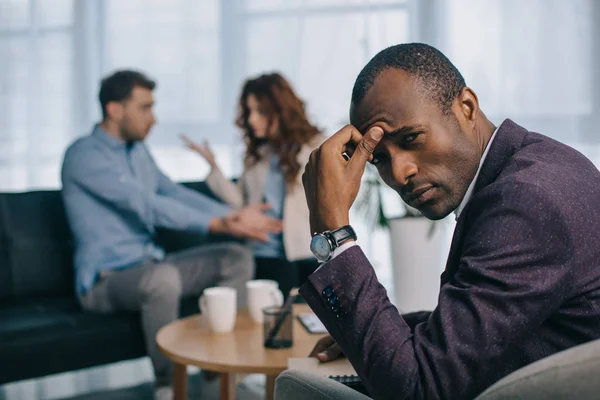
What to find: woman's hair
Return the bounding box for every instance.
[236,72,320,187]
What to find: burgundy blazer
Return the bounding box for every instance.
[300,120,600,399]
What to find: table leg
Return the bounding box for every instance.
[220,372,236,400]
[173,363,188,400]
[266,374,277,400]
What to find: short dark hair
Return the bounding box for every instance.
[99,70,156,119]
[351,43,466,113]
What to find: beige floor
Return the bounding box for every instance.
[0,358,266,400]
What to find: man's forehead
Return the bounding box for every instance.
[350,69,420,132]
[350,103,392,132]
[130,86,154,103]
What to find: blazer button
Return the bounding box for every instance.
[322,287,334,298]
[327,296,338,305]
[331,303,343,313]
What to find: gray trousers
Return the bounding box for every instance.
[79,242,254,386]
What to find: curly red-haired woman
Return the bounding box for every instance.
[182,72,325,297]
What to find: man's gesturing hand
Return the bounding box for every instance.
[302,125,384,233]
[209,203,283,242]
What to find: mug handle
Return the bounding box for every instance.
[270,288,284,307]
[199,295,207,314]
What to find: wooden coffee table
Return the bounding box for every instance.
[156,304,321,400]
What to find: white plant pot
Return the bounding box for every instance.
[388,217,454,313]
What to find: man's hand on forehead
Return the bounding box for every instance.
[302,124,384,234]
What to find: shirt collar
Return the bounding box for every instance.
[92,123,129,149]
[454,126,500,220]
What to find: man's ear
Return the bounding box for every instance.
[106,101,124,121]
[458,87,479,124]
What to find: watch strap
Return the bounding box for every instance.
[330,225,357,248]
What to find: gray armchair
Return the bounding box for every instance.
[275,338,600,400]
[476,338,600,400]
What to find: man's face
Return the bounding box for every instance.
[118,87,156,142]
[350,69,481,220]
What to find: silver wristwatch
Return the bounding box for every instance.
[310,225,357,263]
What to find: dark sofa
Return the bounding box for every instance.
[0,182,230,385]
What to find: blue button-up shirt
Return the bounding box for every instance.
[61,125,230,295]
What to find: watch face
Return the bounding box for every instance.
[310,234,331,261]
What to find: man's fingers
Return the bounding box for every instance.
[348,126,384,169]
[342,128,364,161]
[253,214,282,233]
[252,231,270,242]
[309,336,335,357]
[266,218,283,232]
[253,207,283,232]
[316,343,344,362]
[247,230,269,242]
[322,125,363,155]
[256,202,272,212]
[239,225,269,242]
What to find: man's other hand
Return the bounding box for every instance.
[309,335,345,362]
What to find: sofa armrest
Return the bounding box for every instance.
[476,339,600,400]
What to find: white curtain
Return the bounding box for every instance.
[436,0,599,158]
[0,0,240,192]
[3,0,596,189]
[0,0,75,191]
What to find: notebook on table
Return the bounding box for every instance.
[287,357,361,385]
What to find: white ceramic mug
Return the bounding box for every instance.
[246,279,284,324]
[199,287,237,333]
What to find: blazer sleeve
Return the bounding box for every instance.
[299,184,573,400]
[205,166,245,209]
[401,311,432,330]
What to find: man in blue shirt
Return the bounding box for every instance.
[61,70,282,399]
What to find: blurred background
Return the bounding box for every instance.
[2,0,597,191]
[1,0,599,398]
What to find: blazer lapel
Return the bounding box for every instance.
[474,119,528,193]
[440,119,529,285]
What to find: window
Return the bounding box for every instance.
[103,0,229,181]
[0,0,75,190]
[106,0,221,127]
[439,0,597,150]
[244,0,410,134]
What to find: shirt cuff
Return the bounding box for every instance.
[315,241,358,272]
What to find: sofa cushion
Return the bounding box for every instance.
[0,297,146,384]
[0,191,74,300]
[0,244,11,301]
[0,180,234,384]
